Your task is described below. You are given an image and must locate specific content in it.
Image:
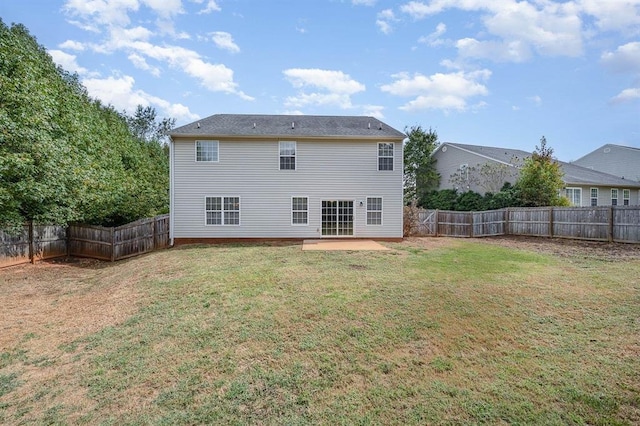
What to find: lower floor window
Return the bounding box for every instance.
[565,188,581,206]
[292,197,308,225]
[206,196,240,225]
[367,197,382,225]
[623,189,630,206]
[611,189,618,206]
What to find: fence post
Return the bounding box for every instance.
[434,210,439,237]
[608,207,614,242]
[504,208,509,236]
[28,221,34,264]
[549,207,554,238]
[110,226,116,262]
[469,211,474,237]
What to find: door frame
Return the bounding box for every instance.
[320,199,355,238]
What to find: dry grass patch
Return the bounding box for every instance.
[1,238,639,424]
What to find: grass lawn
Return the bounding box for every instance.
[0,238,639,424]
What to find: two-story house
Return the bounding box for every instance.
[169,114,405,244]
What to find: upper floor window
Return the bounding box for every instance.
[280,141,296,170]
[565,188,581,206]
[590,188,598,206]
[196,140,219,162]
[611,189,618,206]
[378,143,394,171]
[623,189,630,206]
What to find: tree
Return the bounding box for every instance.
[126,105,175,144]
[403,126,440,204]
[516,136,569,207]
[0,20,173,230]
[449,158,520,193]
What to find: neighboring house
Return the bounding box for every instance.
[573,144,640,182]
[168,114,405,244]
[432,142,640,206]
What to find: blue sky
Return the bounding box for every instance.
[2,0,639,161]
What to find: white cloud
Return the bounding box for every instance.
[352,0,376,5]
[48,49,90,75]
[82,75,200,121]
[601,42,640,74]
[579,0,640,34]
[198,0,221,14]
[528,95,542,106]
[59,40,86,51]
[141,0,183,18]
[376,9,398,34]
[283,68,366,109]
[380,69,491,112]
[361,104,385,119]
[128,53,161,76]
[63,0,140,28]
[400,0,440,19]
[211,31,240,53]
[456,38,532,62]
[418,22,447,46]
[610,88,640,104]
[400,0,585,60]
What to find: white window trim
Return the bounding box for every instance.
[204,196,241,226]
[366,196,383,226]
[195,140,219,163]
[291,196,309,226]
[611,188,619,206]
[590,188,598,206]
[279,141,297,171]
[565,187,582,206]
[377,142,394,171]
[623,189,630,206]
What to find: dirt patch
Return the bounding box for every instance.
[475,235,640,262]
[400,236,640,262]
[0,256,146,421]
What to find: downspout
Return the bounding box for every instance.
[169,136,175,246]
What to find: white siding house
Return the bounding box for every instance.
[169,114,405,244]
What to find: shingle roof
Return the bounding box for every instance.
[170,114,405,139]
[443,142,640,188]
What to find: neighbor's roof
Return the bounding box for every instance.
[170,114,405,139]
[440,142,640,188]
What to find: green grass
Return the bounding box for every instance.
[1,239,639,425]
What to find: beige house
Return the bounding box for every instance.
[432,142,640,206]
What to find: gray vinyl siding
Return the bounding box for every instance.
[171,138,403,238]
[574,145,640,182]
[564,185,640,206]
[433,146,518,194]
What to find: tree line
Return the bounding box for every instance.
[403,126,568,211]
[1,20,173,232]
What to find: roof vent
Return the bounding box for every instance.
[378,123,383,130]
[368,122,371,129]
[253,123,256,129]
[291,122,295,129]
[604,147,611,153]
[197,122,201,129]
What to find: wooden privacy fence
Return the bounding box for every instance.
[0,214,170,268]
[410,206,640,243]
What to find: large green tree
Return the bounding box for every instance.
[403,126,440,204]
[516,136,569,207]
[0,20,171,230]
